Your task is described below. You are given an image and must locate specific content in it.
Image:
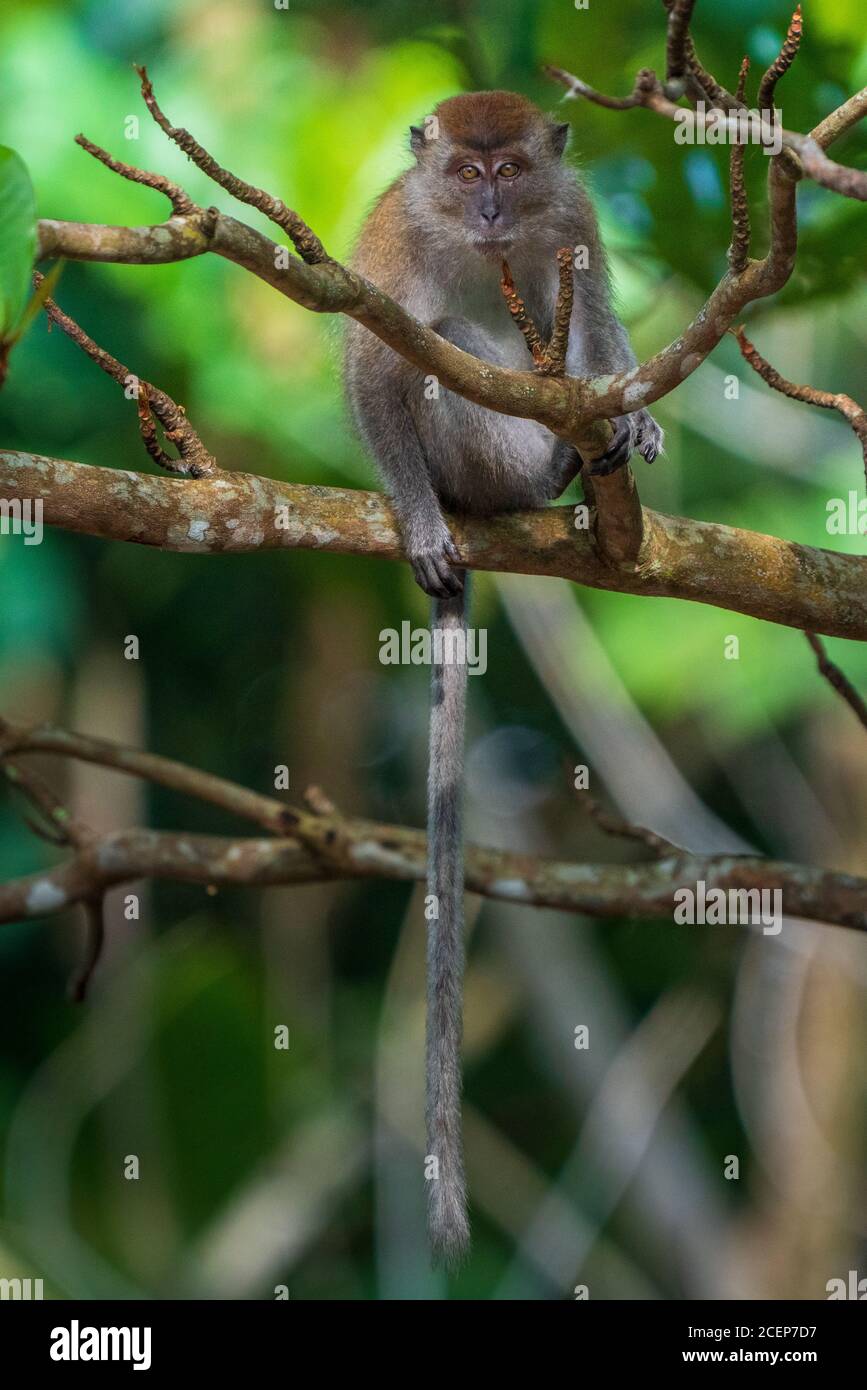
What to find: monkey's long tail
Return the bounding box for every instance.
[426,573,470,1267]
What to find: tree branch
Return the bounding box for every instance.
[1,721,865,934]
[38,187,797,419]
[547,15,867,202]
[34,26,808,449]
[735,326,867,486]
[811,85,867,149]
[758,6,803,114]
[728,57,752,273]
[135,64,330,266]
[1,733,105,998]
[665,0,698,98]
[4,450,867,640]
[36,273,218,478]
[804,633,867,732]
[21,20,827,601]
[2,827,863,933]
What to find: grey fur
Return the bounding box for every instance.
[344,97,662,1262]
[427,579,470,1265]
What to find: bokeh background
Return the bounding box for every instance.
[1,0,866,1300]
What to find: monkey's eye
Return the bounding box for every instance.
[497,162,521,179]
[457,164,481,182]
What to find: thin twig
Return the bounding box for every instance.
[136,65,330,266]
[544,31,867,196]
[75,133,195,215]
[661,0,743,110]
[810,85,867,150]
[665,0,698,97]
[544,248,576,376]
[585,795,681,859]
[543,63,649,111]
[804,632,867,732]
[735,326,867,487]
[34,273,218,477]
[500,248,574,376]
[728,57,752,273]
[682,33,744,111]
[2,757,81,846]
[500,260,547,363]
[758,6,804,113]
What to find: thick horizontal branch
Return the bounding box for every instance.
[1,825,864,933]
[4,450,867,640]
[2,719,861,936]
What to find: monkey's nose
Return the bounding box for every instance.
[480,209,501,225]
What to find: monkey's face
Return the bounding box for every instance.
[409,120,573,260]
[443,150,528,254]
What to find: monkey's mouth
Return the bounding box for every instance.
[472,234,513,256]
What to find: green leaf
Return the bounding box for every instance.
[0,146,37,339]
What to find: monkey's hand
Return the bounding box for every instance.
[409,530,463,599]
[587,410,664,477]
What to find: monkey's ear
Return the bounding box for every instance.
[409,126,426,157]
[550,122,571,157]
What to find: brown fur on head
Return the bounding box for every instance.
[407,91,573,258]
[421,91,566,153]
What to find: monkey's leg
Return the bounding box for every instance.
[541,439,583,499]
[413,317,554,511]
[350,368,463,599]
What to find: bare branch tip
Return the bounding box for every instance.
[759,5,804,111]
[303,785,337,816]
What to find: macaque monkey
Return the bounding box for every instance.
[344,91,662,1265]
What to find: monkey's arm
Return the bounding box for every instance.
[346,338,462,598]
[343,185,462,595]
[564,207,664,474]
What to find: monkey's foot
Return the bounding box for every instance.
[587,418,632,476]
[587,411,664,476]
[410,535,463,599]
[634,408,664,463]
